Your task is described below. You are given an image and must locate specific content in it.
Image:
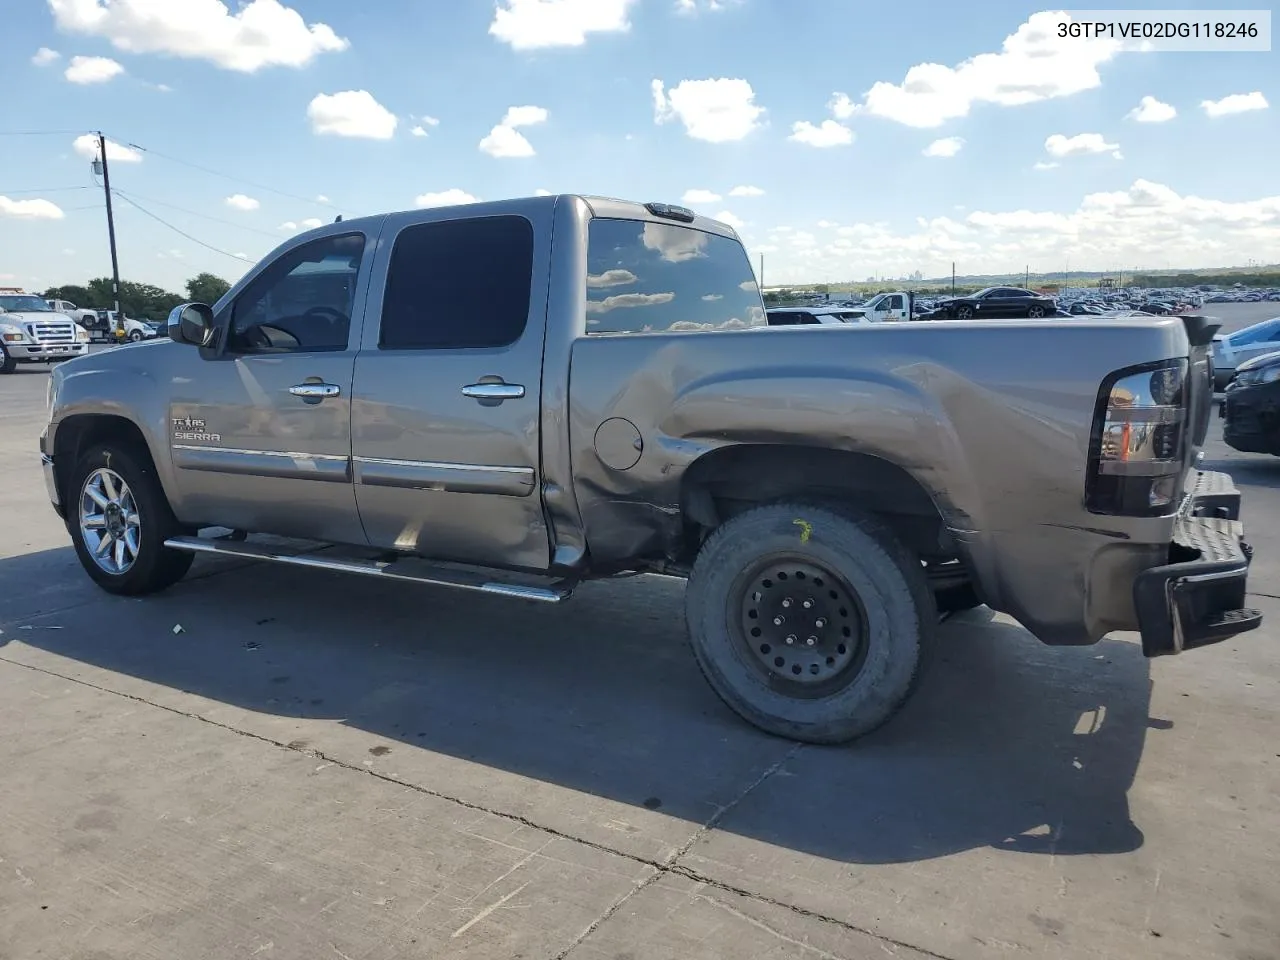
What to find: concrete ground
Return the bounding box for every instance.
[1,305,1278,960]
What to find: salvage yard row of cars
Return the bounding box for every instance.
[35,194,1266,745]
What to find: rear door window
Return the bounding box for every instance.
[585,219,765,333]
[379,215,534,350]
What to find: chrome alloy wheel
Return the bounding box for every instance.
[79,467,141,574]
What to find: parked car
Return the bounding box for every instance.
[1222,350,1280,455]
[1211,316,1280,390]
[933,287,1056,320]
[766,307,870,326]
[40,194,1260,744]
[0,292,91,373]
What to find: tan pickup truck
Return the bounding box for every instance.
[40,194,1261,743]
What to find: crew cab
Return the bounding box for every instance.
[0,292,90,373]
[40,195,1261,744]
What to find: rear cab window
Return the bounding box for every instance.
[585,219,765,334]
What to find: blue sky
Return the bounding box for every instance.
[1,0,1275,293]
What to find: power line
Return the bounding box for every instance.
[111,187,284,239]
[110,191,256,264]
[120,139,343,212]
[0,129,93,137]
[0,185,94,195]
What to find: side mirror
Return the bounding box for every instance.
[167,303,216,347]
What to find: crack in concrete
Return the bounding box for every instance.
[0,654,957,960]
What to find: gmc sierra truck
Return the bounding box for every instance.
[40,195,1261,743]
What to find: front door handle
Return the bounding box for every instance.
[289,382,341,399]
[461,382,525,401]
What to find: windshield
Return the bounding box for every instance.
[0,295,53,313]
[1229,317,1280,345]
[970,287,998,298]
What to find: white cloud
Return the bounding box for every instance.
[701,293,723,301]
[1033,161,1060,170]
[480,105,548,158]
[644,221,708,262]
[652,77,764,142]
[729,185,764,198]
[414,189,480,208]
[48,0,348,72]
[587,268,638,289]
[853,12,1122,128]
[480,127,533,157]
[789,119,853,148]
[746,178,1280,286]
[64,54,125,83]
[714,210,745,229]
[300,217,324,229]
[489,0,638,50]
[1045,133,1121,159]
[410,115,440,136]
[817,220,837,228]
[682,188,722,205]
[72,133,141,163]
[224,194,260,211]
[1201,92,1269,117]
[587,292,675,314]
[1127,95,1176,123]
[315,194,329,203]
[828,92,856,120]
[675,0,737,12]
[278,221,297,231]
[308,90,398,139]
[923,136,964,157]
[233,252,248,259]
[32,47,60,66]
[0,196,65,220]
[534,188,553,196]
[502,105,548,127]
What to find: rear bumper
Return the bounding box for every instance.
[1134,471,1262,657]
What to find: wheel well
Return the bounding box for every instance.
[53,415,154,504]
[680,444,958,564]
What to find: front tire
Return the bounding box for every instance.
[68,443,193,595]
[128,330,144,342]
[954,305,974,320]
[685,503,935,744]
[0,345,15,374]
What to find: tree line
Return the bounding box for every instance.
[40,273,232,320]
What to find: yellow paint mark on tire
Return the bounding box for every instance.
[793,519,813,543]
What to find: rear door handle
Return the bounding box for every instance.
[461,382,525,401]
[289,383,341,399]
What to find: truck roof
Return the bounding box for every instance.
[290,195,743,242]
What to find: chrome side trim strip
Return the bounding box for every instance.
[172,445,351,482]
[353,456,535,497]
[354,456,530,474]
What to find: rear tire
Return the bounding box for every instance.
[67,442,193,595]
[685,503,935,744]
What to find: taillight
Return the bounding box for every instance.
[1086,359,1188,516]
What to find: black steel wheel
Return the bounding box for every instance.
[686,503,935,744]
[733,557,869,697]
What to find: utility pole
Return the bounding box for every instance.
[1025,265,1029,288]
[951,261,956,296]
[92,131,122,316]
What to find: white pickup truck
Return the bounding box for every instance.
[841,292,913,323]
[0,292,90,372]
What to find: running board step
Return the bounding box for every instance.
[163,535,573,603]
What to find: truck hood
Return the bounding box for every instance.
[0,311,77,326]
